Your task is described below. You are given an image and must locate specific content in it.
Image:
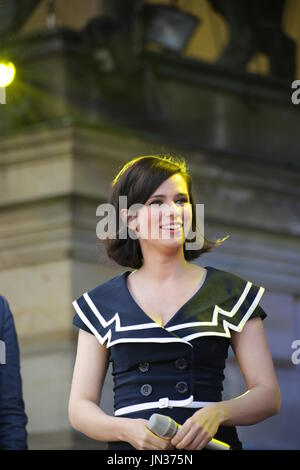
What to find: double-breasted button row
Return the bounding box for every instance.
[139,359,188,372]
[139,381,189,396]
[175,358,188,370]
[138,362,150,372]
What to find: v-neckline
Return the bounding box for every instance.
[122,266,212,329]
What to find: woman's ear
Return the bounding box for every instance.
[120,208,139,233]
[128,216,139,233]
[120,208,128,227]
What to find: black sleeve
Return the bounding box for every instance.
[71,293,108,345]
[220,281,267,334]
[0,296,28,450]
[240,283,267,323]
[72,293,95,335]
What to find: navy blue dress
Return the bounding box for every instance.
[72,266,267,450]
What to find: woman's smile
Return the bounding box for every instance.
[159,222,183,234]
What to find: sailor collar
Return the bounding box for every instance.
[72,266,266,349]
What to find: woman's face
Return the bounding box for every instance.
[131,174,193,250]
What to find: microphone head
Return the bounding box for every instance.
[148,413,178,438]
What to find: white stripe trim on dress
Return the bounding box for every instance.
[72,283,265,348]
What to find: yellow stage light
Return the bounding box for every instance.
[0,62,16,87]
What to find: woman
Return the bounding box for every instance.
[68,155,281,450]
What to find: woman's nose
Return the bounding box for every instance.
[163,200,182,217]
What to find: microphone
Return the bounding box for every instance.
[148,413,231,450]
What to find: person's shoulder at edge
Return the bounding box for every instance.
[0,294,28,450]
[0,294,22,353]
[0,294,12,333]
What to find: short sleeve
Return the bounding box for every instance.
[72,294,97,336]
[219,281,267,334]
[247,301,267,321]
[72,311,93,334]
[241,283,267,322]
[72,292,112,349]
[72,295,93,334]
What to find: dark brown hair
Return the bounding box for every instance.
[103,155,228,269]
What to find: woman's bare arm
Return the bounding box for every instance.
[170,317,281,450]
[68,329,130,442]
[216,317,281,426]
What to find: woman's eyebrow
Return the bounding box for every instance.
[149,192,188,199]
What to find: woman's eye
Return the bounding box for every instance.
[149,198,188,205]
[149,200,162,205]
[176,198,189,205]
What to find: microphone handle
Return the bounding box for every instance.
[206,437,231,451]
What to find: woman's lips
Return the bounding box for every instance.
[160,224,183,233]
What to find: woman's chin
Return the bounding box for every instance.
[157,237,185,248]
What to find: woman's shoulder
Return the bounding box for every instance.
[204,265,267,326]
[71,270,132,343]
[73,270,131,314]
[89,271,127,295]
[206,265,262,291]
[201,265,266,311]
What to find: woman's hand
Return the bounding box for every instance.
[170,405,224,450]
[123,418,177,450]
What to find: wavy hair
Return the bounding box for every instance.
[102,154,228,269]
